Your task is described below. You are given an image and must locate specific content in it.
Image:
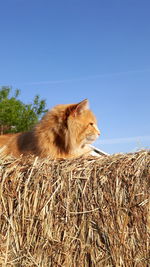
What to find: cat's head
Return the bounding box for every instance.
[66,99,100,148]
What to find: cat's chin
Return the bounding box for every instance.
[86,136,97,143]
[81,140,96,147]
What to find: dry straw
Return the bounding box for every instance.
[0,150,150,266]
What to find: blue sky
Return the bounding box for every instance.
[0,0,150,154]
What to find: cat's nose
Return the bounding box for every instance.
[97,129,100,136]
[94,124,100,136]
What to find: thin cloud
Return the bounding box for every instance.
[22,68,150,86]
[95,135,150,145]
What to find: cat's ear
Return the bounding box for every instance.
[71,99,89,116]
[75,99,89,114]
[66,99,89,118]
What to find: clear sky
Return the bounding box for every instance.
[0,0,150,154]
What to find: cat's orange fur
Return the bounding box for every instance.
[0,99,100,158]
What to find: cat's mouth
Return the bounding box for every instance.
[86,135,98,143]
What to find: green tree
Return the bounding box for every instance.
[0,86,48,134]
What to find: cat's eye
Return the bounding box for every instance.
[89,122,94,126]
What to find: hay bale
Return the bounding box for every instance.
[0,150,150,266]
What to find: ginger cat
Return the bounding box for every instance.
[0,99,100,159]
